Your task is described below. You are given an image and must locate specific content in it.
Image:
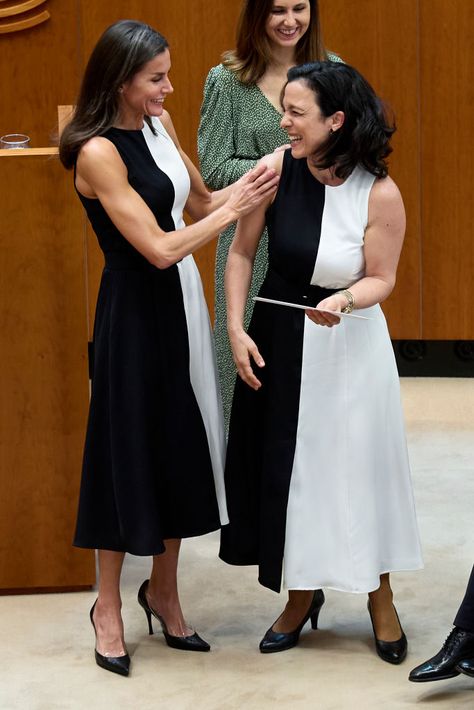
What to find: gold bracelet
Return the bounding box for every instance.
[336,289,355,314]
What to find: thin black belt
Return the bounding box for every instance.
[260,267,339,308]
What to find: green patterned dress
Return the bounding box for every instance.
[198,58,340,428]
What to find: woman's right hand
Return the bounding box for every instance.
[229,328,265,390]
[226,164,279,218]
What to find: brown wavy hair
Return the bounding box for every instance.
[59,20,168,169]
[223,0,327,85]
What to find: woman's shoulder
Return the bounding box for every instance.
[78,135,117,163]
[258,149,285,175]
[204,63,242,89]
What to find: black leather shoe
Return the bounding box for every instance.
[409,627,474,682]
[259,589,325,654]
[90,601,130,677]
[367,601,407,665]
[456,657,474,678]
[138,579,210,652]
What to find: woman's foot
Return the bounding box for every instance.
[259,590,325,653]
[138,580,210,651]
[368,575,407,664]
[145,581,194,638]
[272,590,315,633]
[91,599,127,657]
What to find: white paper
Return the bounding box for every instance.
[253,296,371,320]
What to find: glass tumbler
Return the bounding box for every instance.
[0,134,31,149]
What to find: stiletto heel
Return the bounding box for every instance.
[259,589,325,653]
[137,579,210,652]
[367,600,407,665]
[90,601,130,677]
[143,605,154,635]
[310,603,323,630]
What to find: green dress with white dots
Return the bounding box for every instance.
[198,57,341,428]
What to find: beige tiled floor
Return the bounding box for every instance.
[1,378,473,710]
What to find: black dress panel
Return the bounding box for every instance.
[220,152,336,591]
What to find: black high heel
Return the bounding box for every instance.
[259,589,325,654]
[137,579,210,652]
[89,601,130,677]
[367,600,407,665]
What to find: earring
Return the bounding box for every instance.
[118,87,123,94]
[329,127,333,135]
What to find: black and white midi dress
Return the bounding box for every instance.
[220,150,423,593]
[74,119,228,555]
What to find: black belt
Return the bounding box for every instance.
[259,268,339,308]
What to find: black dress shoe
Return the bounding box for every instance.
[259,589,325,654]
[367,601,407,665]
[409,627,474,682]
[456,657,474,678]
[138,580,210,652]
[90,601,130,677]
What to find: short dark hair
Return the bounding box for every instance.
[223,0,326,85]
[286,61,395,178]
[60,20,168,169]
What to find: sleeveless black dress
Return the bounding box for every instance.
[73,120,227,555]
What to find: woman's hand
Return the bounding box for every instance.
[305,293,348,327]
[225,164,279,219]
[229,329,265,390]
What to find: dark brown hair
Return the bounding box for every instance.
[59,20,168,169]
[286,62,396,178]
[223,0,327,85]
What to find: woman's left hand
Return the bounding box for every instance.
[305,294,347,327]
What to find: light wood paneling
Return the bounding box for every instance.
[320,0,421,338]
[0,0,80,148]
[420,0,474,339]
[0,154,95,589]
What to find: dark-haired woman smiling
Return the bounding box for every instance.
[59,19,278,676]
[221,61,423,662]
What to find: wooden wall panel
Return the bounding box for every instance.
[320,0,421,338]
[0,153,95,589]
[420,0,474,339]
[0,0,80,148]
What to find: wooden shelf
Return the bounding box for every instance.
[0,147,58,157]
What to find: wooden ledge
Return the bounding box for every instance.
[0,147,58,157]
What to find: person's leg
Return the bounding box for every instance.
[146,539,194,637]
[368,573,403,641]
[454,566,474,632]
[272,590,316,633]
[91,550,127,656]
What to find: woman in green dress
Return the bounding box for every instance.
[198,0,341,426]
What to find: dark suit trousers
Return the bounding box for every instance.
[454,566,474,632]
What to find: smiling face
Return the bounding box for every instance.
[280,79,343,158]
[119,48,173,126]
[265,0,311,50]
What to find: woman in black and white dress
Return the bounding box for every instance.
[222,61,423,663]
[59,19,278,676]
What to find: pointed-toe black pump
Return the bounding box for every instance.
[367,600,407,665]
[138,579,210,652]
[90,601,130,677]
[259,589,325,654]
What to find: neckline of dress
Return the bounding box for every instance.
[304,160,358,189]
[253,83,283,118]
